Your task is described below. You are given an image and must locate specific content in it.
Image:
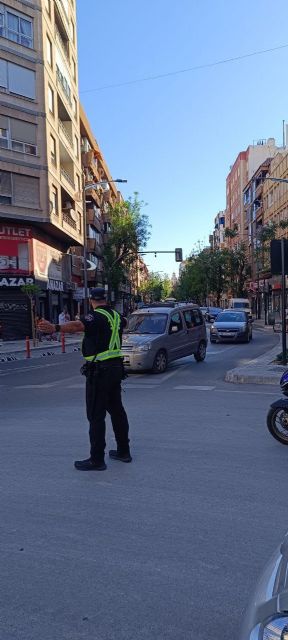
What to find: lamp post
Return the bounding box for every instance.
[80,178,127,314]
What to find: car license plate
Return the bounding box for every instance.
[124,356,130,364]
[219,332,234,337]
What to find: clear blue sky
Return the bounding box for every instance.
[77,0,288,276]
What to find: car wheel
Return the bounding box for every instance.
[194,341,207,362]
[152,349,168,373]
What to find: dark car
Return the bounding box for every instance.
[239,531,288,639]
[210,310,252,343]
[205,307,222,322]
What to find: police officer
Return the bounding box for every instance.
[39,287,131,471]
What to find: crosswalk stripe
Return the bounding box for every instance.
[174,385,215,391]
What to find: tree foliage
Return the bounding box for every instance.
[175,245,249,303]
[102,193,150,298]
[139,272,172,302]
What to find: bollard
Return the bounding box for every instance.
[61,332,65,354]
[26,336,31,359]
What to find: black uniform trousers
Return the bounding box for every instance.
[85,359,130,462]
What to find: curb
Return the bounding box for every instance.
[225,336,284,385]
[0,342,81,363]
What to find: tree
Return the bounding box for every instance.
[102,193,150,301]
[21,284,41,346]
[139,272,172,302]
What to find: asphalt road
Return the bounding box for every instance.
[1,328,286,640]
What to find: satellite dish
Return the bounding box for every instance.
[69,209,77,221]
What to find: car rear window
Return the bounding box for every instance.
[217,312,246,322]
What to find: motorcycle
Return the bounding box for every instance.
[267,370,288,444]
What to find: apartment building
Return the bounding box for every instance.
[212,211,225,250]
[72,105,119,294]
[225,139,283,250]
[0,0,83,339]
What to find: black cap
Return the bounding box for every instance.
[89,287,106,301]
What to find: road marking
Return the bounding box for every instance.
[124,384,157,389]
[174,385,216,391]
[0,361,66,376]
[14,382,60,389]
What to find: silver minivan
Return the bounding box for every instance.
[122,303,207,372]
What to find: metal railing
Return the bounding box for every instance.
[61,166,75,189]
[58,119,73,147]
[56,66,72,106]
[55,27,70,64]
[62,212,77,230]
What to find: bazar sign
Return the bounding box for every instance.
[0,276,34,287]
[47,278,64,292]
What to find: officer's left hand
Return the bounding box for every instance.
[38,319,55,334]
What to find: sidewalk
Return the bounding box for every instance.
[0,335,82,362]
[225,333,285,385]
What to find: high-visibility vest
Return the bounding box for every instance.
[84,308,123,362]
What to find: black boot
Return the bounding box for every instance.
[74,457,107,471]
[109,450,132,463]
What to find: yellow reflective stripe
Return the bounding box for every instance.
[84,309,122,362]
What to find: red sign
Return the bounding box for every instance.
[0,239,31,274]
[0,225,31,239]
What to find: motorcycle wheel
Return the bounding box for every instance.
[267,407,288,444]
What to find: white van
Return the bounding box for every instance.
[228,298,252,318]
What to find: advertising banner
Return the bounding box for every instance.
[0,224,32,275]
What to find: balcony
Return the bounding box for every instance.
[55,26,70,64]
[56,65,72,106]
[55,0,70,34]
[61,166,75,191]
[58,119,73,148]
[87,209,102,232]
[62,211,77,230]
[82,150,100,180]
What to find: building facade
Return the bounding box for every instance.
[212,211,225,249]
[225,139,283,250]
[0,0,84,339]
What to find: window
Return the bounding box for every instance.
[0,114,37,154]
[0,170,39,207]
[0,60,36,98]
[183,310,195,329]
[71,21,75,44]
[45,0,51,17]
[0,169,12,204]
[0,6,33,48]
[51,185,58,214]
[73,97,77,119]
[72,57,76,81]
[50,134,56,165]
[169,312,183,334]
[191,309,203,326]
[74,134,78,158]
[48,85,54,114]
[46,34,52,66]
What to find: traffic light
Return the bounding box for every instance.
[175,248,183,262]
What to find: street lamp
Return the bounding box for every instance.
[80,178,127,314]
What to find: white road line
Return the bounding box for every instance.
[14,382,60,389]
[0,361,65,376]
[174,385,216,391]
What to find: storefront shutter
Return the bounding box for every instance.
[10,118,36,144]
[12,174,39,208]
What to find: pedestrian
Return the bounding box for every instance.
[39,288,131,471]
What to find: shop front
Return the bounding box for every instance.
[0,224,33,340]
[0,223,76,340]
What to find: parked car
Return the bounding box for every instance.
[210,310,252,343]
[239,530,288,639]
[122,304,207,372]
[228,298,253,320]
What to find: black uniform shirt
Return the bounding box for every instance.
[81,306,125,359]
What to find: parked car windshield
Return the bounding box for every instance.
[126,313,167,334]
[216,312,246,323]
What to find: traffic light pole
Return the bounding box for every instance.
[139,249,183,262]
[281,238,287,365]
